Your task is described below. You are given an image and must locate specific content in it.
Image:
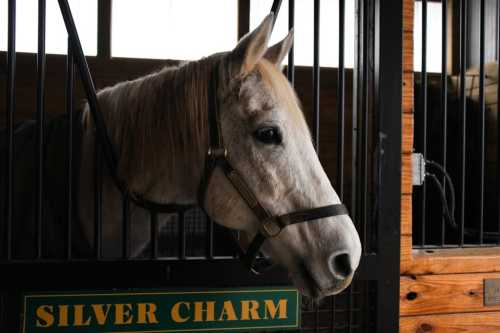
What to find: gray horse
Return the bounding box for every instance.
[1,15,361,300]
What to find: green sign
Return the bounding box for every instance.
[23,287,300,332]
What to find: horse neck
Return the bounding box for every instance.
[91,62,213,205]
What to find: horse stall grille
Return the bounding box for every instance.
[413,0,500,248]
[0,0,401,332]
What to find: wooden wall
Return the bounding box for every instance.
[400,0,500,331]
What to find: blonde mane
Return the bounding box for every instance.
[83,56,221,195]
[256,60,309,135]
[82,56,308,196]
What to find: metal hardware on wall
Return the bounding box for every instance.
[484,279,500,306]
[412,153,426,186]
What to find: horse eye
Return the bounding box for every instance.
[254,126,282,145]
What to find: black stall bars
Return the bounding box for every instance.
[413,0,500,248]
[4,0,16,261]
[0,0,401,332]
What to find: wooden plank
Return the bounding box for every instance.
[402,247,500,275]
[402,153,412,195]
[403,32,414,73]
[403,0,414,33]
[403,11,413,73]
[401,272,500,316]
[403,71,414,113]
[401,0,413,277]
[402,113,414,153]
[400,312,500,333]
[402,194,412,236]
[401,235,413,274]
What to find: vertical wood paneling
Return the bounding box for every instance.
[401,0,414,280]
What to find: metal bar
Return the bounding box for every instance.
[420,0,428,247]
[57,0,119,183]
[478,0,485,244]
[287,0,295,85]
[97,0,112,58]
[2,255,379,276]
[459,0,467,246]
[59,0,131,256]
[270,0,283,25]
[360,0,369,251]
[314,302,319,333]
[0,260,291,288]
[179,212,186,259]
[5,0,16,260]
[207,218,214,259]
[122,196,130,259]
[0,294,4,332]
[237,0,250,39]
[348,284,354,333]
[65,40,74,260]
[351,0,361,221]
[330,295,336,332]
[150,212,158,259]
[94,141,103,259]
[2,252,377,276]
[337,0,346,201]
[440,0,448,246]
[374,0,402,327]
[312,0,320,151]
[234,230,241,258]
[497,0,500,234]
[36,0,47,259]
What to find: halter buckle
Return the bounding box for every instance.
[260,218,282,238]
[207,147,227,159]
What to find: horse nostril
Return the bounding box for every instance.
[330,253,352,280]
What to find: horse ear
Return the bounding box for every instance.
[230,13,274,77]
[264,29,294,67]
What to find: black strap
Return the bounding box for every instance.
[277,204,349,227]
[60,2,186,214]
[197,63,225,208]
[241,204,348,271]
[241,233,267,272]
[219,159,272,222]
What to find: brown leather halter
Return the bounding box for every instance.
[96,57,349,273]
[197,61,350,273]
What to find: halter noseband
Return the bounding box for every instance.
[197,61,349,273]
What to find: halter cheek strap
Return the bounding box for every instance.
[198,62,349,273]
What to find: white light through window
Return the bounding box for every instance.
[0,0,97,55]
[112,0,237,60]
[414,1,442,73]
[250,0,356,68]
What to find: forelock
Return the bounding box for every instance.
[254,60,310,135]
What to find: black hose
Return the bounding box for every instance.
[426,160,455,219]
[425,159,500,241]
[426,172,457,228]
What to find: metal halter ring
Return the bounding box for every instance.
[207,147,228,159]
[259,218,282,238]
